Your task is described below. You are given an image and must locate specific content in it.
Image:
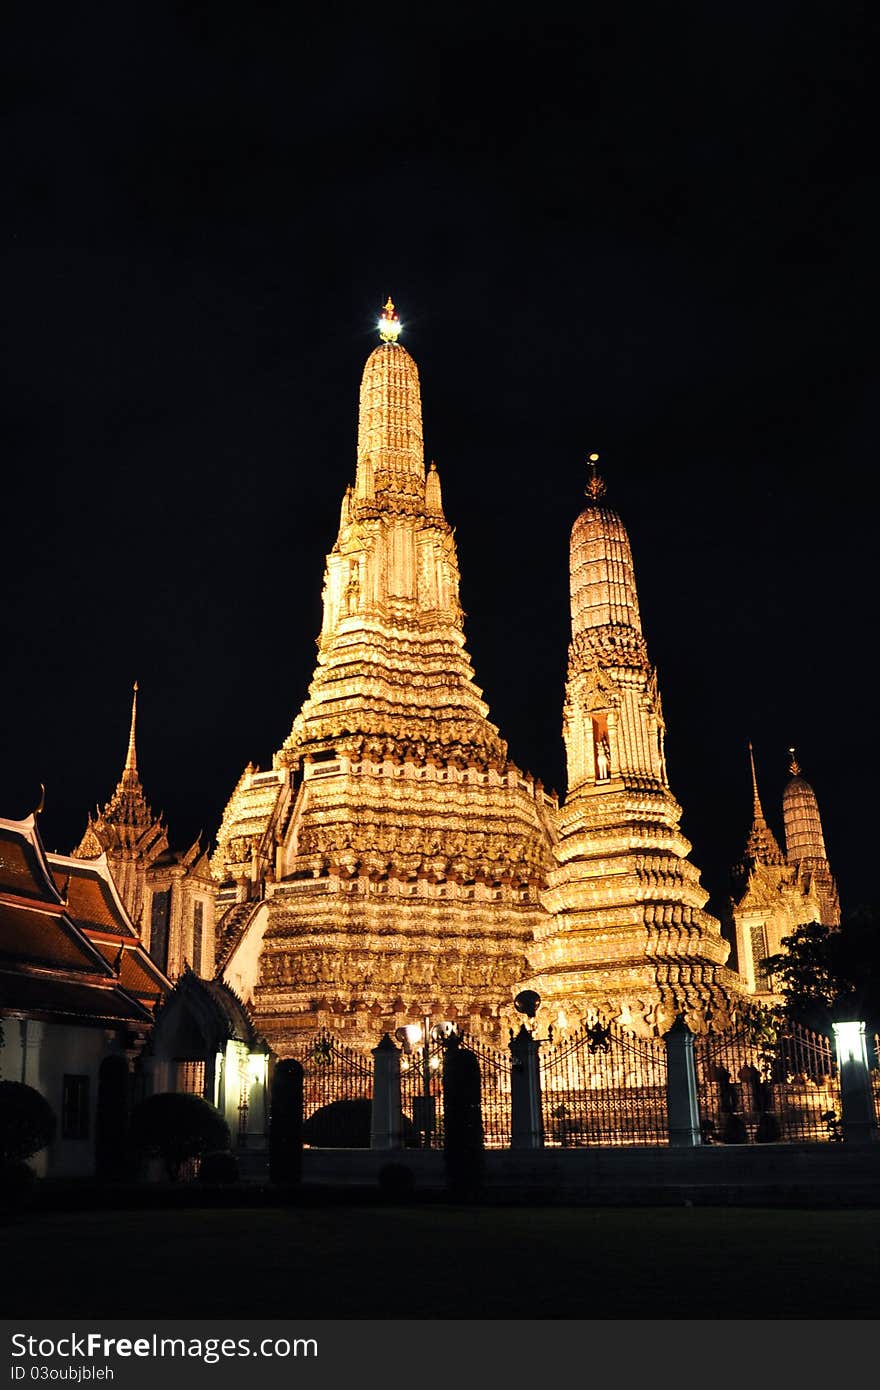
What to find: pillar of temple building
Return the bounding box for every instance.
[528,459,741,1036]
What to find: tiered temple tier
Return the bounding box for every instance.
[253,754,556,1047]
[253,886,547,1051]
[284,621,505,765]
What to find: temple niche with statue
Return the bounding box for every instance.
[204,299,841,1051]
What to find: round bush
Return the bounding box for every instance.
[303,1098,371,1148]
[0,1081,56,1164]
[129,1092,231,1181]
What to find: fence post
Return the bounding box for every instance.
[664,1014,701,1146]
[832,1022,879,1144]
[371,1033,404,1150]
[510,1024,543,1149]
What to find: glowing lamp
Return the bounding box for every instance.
[833,1020,867,1068]
[248,1052,267,1085]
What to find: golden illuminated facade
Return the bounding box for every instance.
[214,301,555,1048]
[212,305,839,1045]
[74,684,216,980]
[730,747,838,996]
[527,464,741,1034]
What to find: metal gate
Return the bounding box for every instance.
[540,1017,668,1146]
[468,1037,512,1148]
[694,1016,840,1144]
[400,1034,445,1148]
[289,1029,374,1146]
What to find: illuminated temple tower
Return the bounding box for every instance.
[528,461,741,1034]
[214,301,555,1049]
[728,745,825,996]
[74,684,216,979]
[782,749,839,928]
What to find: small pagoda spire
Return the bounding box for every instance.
[124,682,139,780]
[788,745,801,776]
[378,296,402,343]
[743,742,784,865]
[584,452,607,503]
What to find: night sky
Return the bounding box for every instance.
[2,7,876,917]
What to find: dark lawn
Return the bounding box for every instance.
[2,1205,878,1318]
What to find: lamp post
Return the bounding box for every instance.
[395,1016,455,1148]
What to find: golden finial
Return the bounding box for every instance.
[788,746,801,776]
[35,782,46,815]
[748,742,763,818]
[378,296,402,343]
[584,452,606,502]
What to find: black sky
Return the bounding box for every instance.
[2,5,877,915]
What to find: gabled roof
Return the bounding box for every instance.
[0,814,66,905]
[152,967,259,1049]
[0,899,112,976]
[48,851,171,1002]
[50,851,137,936]
[0,813,166,1027]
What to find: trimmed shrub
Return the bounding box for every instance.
[0,1081,56,1164]
[302,1097,370,1148]
[269,1059,304,1184]
[129,1092,230,1181]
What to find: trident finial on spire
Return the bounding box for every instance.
[378,297,402,343]
[584,452,607,502]
[124,681,139,778]
[788,746,801,776]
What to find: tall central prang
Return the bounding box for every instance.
[213,301,555,1049]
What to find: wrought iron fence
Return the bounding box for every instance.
[289,1029,374,1146]
[540,1017,668,1147]
[399,1035,445,1148]
[467,1036,513,1148]
[694,1017,839,1144]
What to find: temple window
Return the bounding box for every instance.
[61,1075,89,1140]
[192,900,204,974]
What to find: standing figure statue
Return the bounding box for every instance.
[596,737,610,782]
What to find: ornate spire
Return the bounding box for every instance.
[749,742,762,820]
[378,296,402,343]
[584,452,607,503]
[788,745,801,776]
[743,743,784,865]
[124,681,139,781]
[355,299,425,504]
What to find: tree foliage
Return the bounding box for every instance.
[763,906,880,1034]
